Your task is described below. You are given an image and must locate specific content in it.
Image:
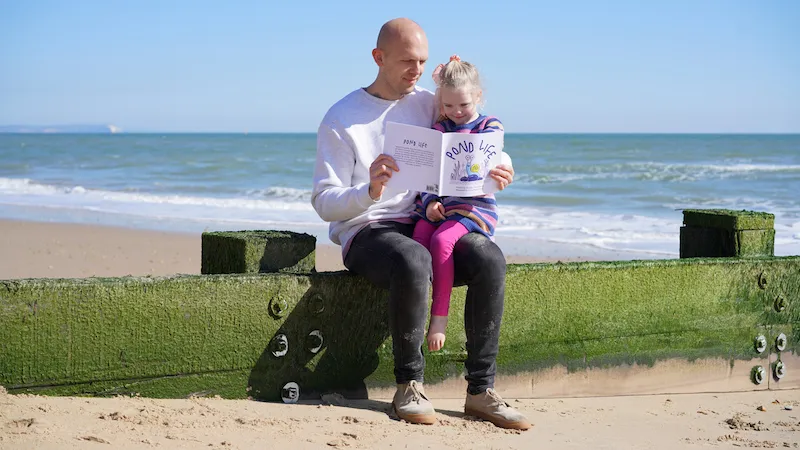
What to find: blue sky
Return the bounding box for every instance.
[1,1,798,133]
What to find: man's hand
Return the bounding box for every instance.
[489,163,514,191]
[368,154,399,200]
[426,201,445,222]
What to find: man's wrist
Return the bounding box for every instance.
[368,183,380,201]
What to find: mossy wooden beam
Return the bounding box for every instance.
[201,230,316,274]
[680,209,775,258]
[682,209,775,231]
[2,257,798,401]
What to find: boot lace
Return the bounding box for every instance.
[485,388,510,409]
[407,380,426,403]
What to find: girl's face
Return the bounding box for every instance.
[440,87,480,125]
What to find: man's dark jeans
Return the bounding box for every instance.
[344,220,505,395]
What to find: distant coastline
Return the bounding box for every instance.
[2,126,798,135]
[0,124,122,134]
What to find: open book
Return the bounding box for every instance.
[383,121,504,197]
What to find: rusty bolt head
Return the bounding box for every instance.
[774,295,787,313]
[270,334,288,358]
[270,297,288,317]
[773,361,786,380]
[757,272,768,290]
[306,330,323,354]
[752,366,766,385]
[776,333,787,352]
[281,382,300,404]
[308,294,324,314]
[754,335,767,354]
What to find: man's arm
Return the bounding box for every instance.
[311,123,377,222]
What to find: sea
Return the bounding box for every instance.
[1,133,798,259]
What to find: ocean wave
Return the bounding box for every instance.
[0,177,315,211]
[496,204,794,255]
[537,236,679,257]
[243,186,312,201]
[516,161,800,184]
[664,198,800,219]
[2,176,798,257]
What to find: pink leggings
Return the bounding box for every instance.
[412,219,470,317]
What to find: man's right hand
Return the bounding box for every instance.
[368,154,399,200]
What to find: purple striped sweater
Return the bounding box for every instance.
[412,115,502,239]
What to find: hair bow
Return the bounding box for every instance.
[431,63,445,85]
[432,55,462,85]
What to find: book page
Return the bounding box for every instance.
[383,122,443,194]
[439,131,504,197]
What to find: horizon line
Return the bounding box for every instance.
[2,130,800,136]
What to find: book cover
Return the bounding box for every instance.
[383,121,504,197]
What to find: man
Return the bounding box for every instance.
[311,17,530,431]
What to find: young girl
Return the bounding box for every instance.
[412,55,504,352]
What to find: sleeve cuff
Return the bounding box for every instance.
[500,152,513,167]
[421,193,440,210]
[357,182,381,206]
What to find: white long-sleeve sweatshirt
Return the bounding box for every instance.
[311,86,437,258]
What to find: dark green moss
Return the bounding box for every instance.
[683,209,775,231]
[201,230,315,274]
[2,256,799,401]
[736,230,776,257]
[680,227,775,258]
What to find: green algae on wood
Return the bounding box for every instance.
[2,257,799,401]
[680,228,775,258]
[201,230,316,274]
[682,209,775,231]
[680,209,776,258]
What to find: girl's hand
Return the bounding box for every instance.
[426,201,446,221]
[489,163,514,191]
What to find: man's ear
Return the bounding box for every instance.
[372,48,384,66]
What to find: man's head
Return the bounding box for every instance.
[368,18,428,100]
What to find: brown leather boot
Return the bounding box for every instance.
[464,388,532,430]
[392,380,436,425]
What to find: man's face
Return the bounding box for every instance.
[377,35,428,99]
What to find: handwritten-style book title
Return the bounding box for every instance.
[403,138,497,161]
[386,122,504,197]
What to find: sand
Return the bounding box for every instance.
[1,219,799,449]
[2,386,799,449]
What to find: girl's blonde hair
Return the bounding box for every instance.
[432,55,484,122]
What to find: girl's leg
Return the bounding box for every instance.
[415,219,444,351]
[427,315,448,351]
[412,219,437,250]
[427,221,470,351]
[429,220,470,316]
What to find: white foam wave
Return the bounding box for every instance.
[496,204,800,257]
[494,205,681,256]
[520,161,800,184]
[244,186,311,201]
[2,177,798,258]
[0,178,315,211]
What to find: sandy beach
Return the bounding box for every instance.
[1,219,798,449]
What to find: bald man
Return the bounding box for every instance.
[311,18,530,430]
